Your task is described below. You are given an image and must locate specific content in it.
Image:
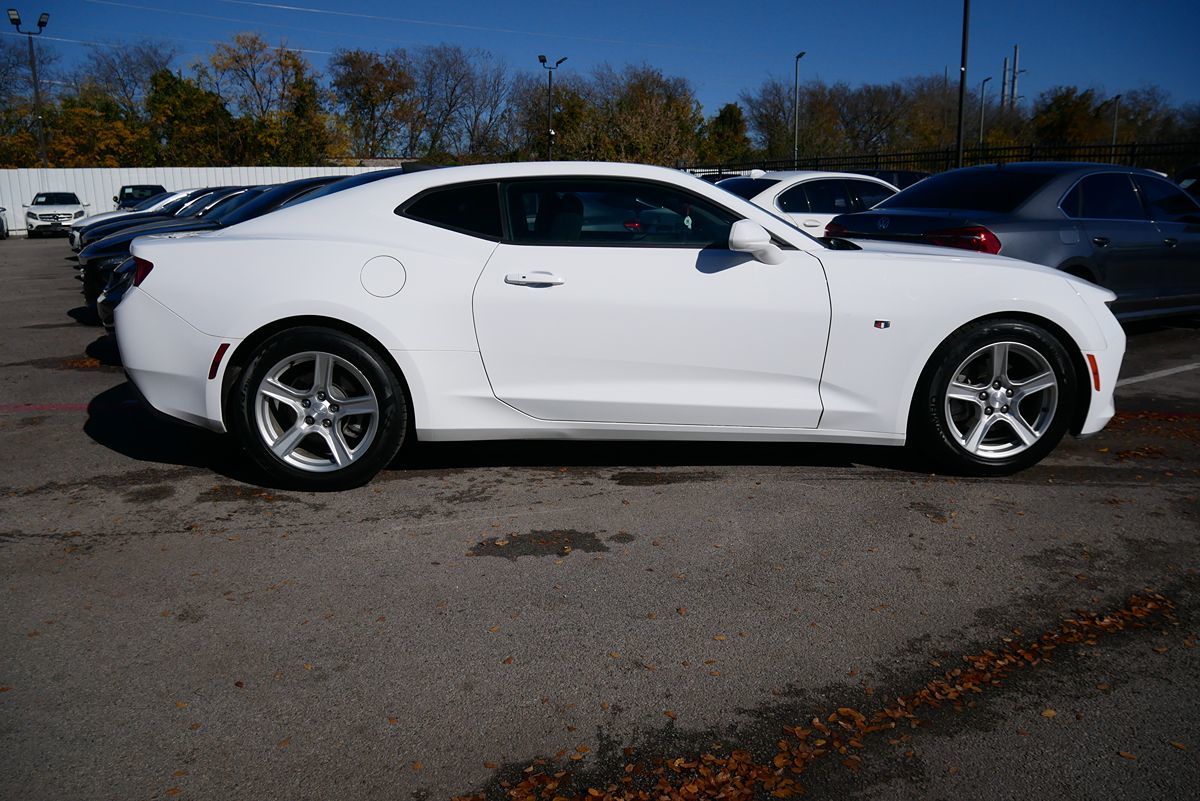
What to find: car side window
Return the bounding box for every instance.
[1063,173,1146,220]
[401,182,503,239]
[505,179,738,248]
[802,180,852,215]
[776,184,809,213]
[847,180,895,210]
[1134,175,1200,222]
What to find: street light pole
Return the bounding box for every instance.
[954,0,971,168]
[7,7,50,167]
[1110,94,1122,157]
[977,76,992,148]
[538,54,567,161]
[792,51,805,168]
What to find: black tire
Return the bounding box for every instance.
[908,318,1077,476]
[228,327,409,490]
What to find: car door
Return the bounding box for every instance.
[472,177,831,428]
[776,179,854,233]
[1134,174,1200,303]
[1061,172,1162,311]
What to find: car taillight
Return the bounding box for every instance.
[923,226,1002,254]
[132,257,154,286]
[824,221,849,237]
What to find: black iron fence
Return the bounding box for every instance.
[690,141,1200,179]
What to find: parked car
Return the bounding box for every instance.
[825,162,1200,320]
[71,190,181,245]
[0,206,7,239]
[115,162,1124,490]
[1175,165,1200,201]
[24,191,89,237]
[114,184,168,210]
[718,171,897,233]
[74,187,237,252]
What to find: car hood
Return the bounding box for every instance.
[29,204,83,214]
[74,210,127,227]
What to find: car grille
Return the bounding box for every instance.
[38,213,72,222]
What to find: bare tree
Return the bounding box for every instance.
[79,40,177,119]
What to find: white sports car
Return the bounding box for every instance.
[116,162,1124,489]
[717,170,898,233]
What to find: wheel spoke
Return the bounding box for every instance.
[963,413,997,453]
[260,377,307,410]
[1007,412,1040,446]
[320,425,353,467]
[270,423,309,459]
[1013,371,1056,402]
[947,381,985,405]
[991,343,1009,383]
[312,352,334,393]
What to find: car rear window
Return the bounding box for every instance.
[877,169,1055,213]
[402,183,503,239]
[716,177,781,200]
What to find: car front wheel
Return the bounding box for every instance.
[909,319,1077,475]
[229,327,409,490]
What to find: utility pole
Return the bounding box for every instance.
[537,54,567,160]
[1000,56,1008,109]
[1010,45,1020,111]
[792,51,805,168]
[954,0,970,168]
[7,8,50,167]
[978,76,992,147]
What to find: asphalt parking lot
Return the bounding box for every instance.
[1,237,1197,801]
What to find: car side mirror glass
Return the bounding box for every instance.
[728,219,785,265]
[113,196,119,203]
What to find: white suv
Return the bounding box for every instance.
[24,191,88,237]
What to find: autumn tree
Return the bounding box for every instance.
[145,70,238,165]
[76,40,177,121]
[329,48,416,158]
[1032,86,1108,146]
[698,103,752,164]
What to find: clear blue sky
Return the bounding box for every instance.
[7,0,1199,114]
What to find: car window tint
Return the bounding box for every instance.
[1073,173,1146,220]
[802,181,852,215]
[777,184,809,213]
[403,183,502,239]
[505,179,738,248]
[715,177,781,200]
[847,180,894,210]
[33,193,80,205]
[880,169,1055,213]
[1135,175,1200,221]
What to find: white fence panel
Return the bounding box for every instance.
[0,166,376,234]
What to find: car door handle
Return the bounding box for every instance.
[1163,238,1178,248]
[802,219,821,228]
[505,271,564,287]
[1092,236,1110,247]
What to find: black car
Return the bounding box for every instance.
[74,187,237,251]
[78,176,345,308]
[1175,165,1200,201]
[826,162,1200,320]
[113,184,168,209]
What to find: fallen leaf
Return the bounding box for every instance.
[1118,751,1137,761]
[175,701,189,709]
[303,663,314,671]
[1096,683,1111,691]
[664,710,677,720]
[576,744,590,754]
[609,652,621,659]
[488,625,501,633]
[277,737,291,749]
[234,681,244,688]
[411,761,423,771]
[188,723,202,731]
[484,761,499,769]
[713,634,727,642]
[0,687,12,692]
[172,770,189,778]
[1041,709,1057,718]
[502,656,513,665]
[646,612,657,620]
[165,789,181,797]
[677,607,686,616]
[1170,741,1186,750]
[387,717,398,725]
[1152,645,1168,654]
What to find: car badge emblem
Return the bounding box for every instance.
[874,320,891,329]
[876,217,890,230]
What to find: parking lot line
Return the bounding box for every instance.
[1116,362,1200,388]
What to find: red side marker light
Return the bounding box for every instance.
[208,343,230,380]
[132,257,154,286]
[1086,354,1101,391]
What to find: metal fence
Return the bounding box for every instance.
[0,166,381,235]
[689,141,1200,179]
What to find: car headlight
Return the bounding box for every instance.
[26,211,36,220]
[74,210,85,218]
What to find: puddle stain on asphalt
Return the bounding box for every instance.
[610,470,720,486]
[907,501,949,524]
[196,484,324,512]
[8,355,123,373]
[468,529,609,561]
[455,592,1179,801]
[123,485,176,503]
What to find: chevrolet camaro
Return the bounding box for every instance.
[115,162,1125,489]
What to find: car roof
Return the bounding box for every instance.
[759,170,896,182]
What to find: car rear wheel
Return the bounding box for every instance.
[230,327,409,490]
[909,319,1077,475]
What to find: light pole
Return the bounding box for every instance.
[954,0,970,168]
[538,54,567,161]
[1110,94,1122,156]
[7,7,50,167]
[792,51,805,168]
[977,76,992,148]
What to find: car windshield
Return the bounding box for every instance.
[132,192,170,211]
[33,192,80,205]
[877,169,1056,213]
[716,177,781,200]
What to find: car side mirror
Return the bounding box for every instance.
[84,202,90,207]
[728,219,785,265]
[113,196,119,203]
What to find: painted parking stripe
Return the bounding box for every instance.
[1116,362,1200,388]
